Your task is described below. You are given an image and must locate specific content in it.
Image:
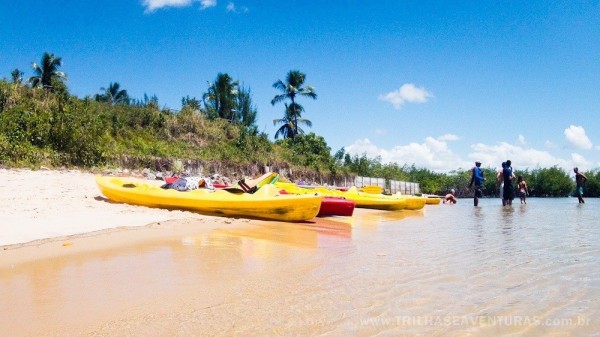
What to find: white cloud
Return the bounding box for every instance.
[225,2,248,13]
[200,0,217,9]
[545,140,557,149]
[378,83,433,110]
[344,136,594,173]
[470,142,570,170]
[345,138,382,158]
[571,153,591,171]
[564,125,592,149]
[143,0,194,12]
[345,137,467,172]
[375,129,387,136]
[518,134,526,145]
[142,0,215,12]
[438,133,460,141]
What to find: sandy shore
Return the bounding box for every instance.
[0,168,245,249]
[0,168,361,337]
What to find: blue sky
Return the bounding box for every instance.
[1,0,599,173]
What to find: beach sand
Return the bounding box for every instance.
[0,168,237,247]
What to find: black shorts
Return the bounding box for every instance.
[474,187,483,198]
[503,184,515,200]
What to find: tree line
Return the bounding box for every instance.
[7,53,316,139]
[1,52,598,197]
[0,53,329,174]
[336,152,600,198]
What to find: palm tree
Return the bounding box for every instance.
[203,73,239,122]
[95,82,129,105]
[271,70,317,139]
[131,93,159,108]
[28,52,67,91]
[181,95,201,111]
[273,103,312,139]
[236,85,257,128]
[11,69,24,85]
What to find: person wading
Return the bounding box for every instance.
[502,160,516,206]
[469,161,485,206]
[574,167,588,204]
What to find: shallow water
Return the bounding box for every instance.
[1,199,598,336]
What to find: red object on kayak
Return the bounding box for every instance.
[213,183,230,189]
[165,176,179,184]
[318,197,355,217]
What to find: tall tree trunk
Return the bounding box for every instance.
[291,95,297,141]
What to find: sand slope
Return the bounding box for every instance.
[0,168,211,247]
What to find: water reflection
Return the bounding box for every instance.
[350,209,424,231]
[500,205,515,223]
[218,218,352,248]
[470,207,486,247]
[0,217,358,332]
[518,203,528,215]
[472,206,484,221]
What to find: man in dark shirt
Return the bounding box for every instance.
[574,167,587,204]
[502,160,515,206]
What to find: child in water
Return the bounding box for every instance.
[443,189,457,204]
[517,176,528,204]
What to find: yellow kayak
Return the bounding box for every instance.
[275,182,413,211]
[425,196,442,205]
[404,195,427,209]
[359,185,384,194]
[96,176,322,222]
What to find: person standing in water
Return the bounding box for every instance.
[502,160,516,206]
[517,175,529,204]
[574,167,587,204]
[469,161,485,206]
[497,162,506,206]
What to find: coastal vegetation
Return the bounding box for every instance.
[1,53,598,197]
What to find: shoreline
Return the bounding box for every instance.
[0,217,259,270]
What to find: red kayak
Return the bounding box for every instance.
[317,197,355,217]
[278,190,355,217]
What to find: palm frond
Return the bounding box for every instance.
[297,118,312,128]
[272,79,286,91]
[271,94,286,105]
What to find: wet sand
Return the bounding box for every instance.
[0,168,393,336]
[0,208,395,337]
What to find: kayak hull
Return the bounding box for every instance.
[404,196,427,210]
[96,176,322,222]
[318,197,355,217]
